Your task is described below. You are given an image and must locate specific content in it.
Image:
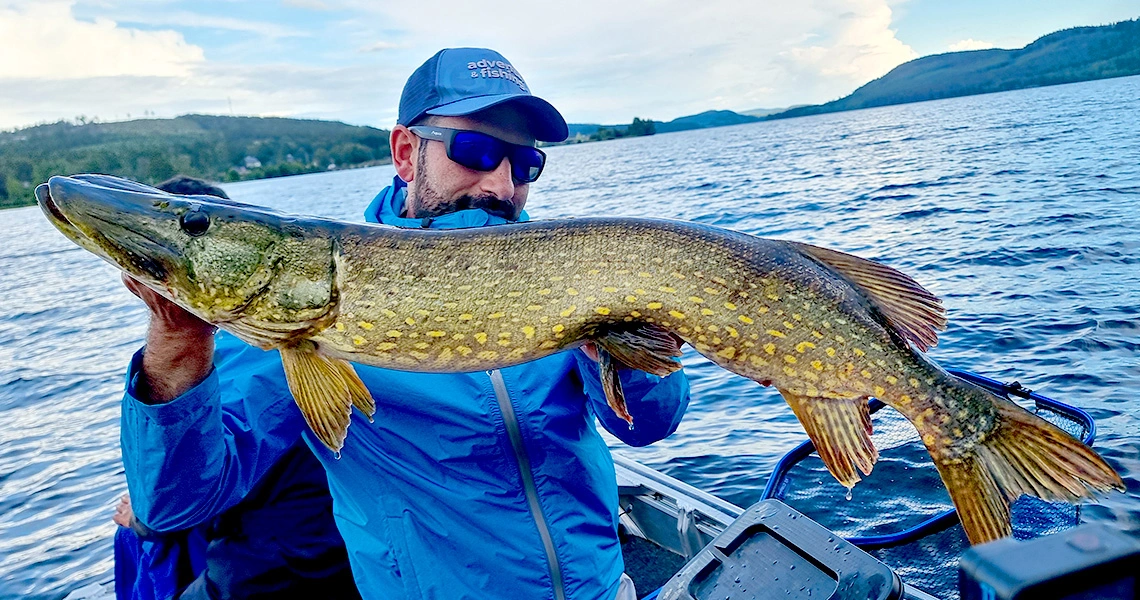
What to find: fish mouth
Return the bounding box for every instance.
[38,175,179,284]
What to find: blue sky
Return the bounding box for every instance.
[0,0,1135,131]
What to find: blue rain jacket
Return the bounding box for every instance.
[121,176,690,600]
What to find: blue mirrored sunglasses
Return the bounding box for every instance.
[408,126,547,184]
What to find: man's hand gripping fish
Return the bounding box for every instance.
[37,174,1123,545]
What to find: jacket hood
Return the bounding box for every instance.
[364,175,530,229]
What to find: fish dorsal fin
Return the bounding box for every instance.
[789,241,946,352]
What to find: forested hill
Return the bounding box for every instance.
[772,18,1140,120]
[0,115,390,208]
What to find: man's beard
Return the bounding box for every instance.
[408,147,520,221]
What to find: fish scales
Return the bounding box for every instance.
[37,174,1123,546]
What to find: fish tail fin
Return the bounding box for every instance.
[934,395,1124,545]
[780,390,878,489]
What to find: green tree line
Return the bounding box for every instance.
[0,114,391,208]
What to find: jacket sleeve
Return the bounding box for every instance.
[575,350,690,447]
[119,333,308,532]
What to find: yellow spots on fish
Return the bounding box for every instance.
[638,272,653,278]
[357,321,374,330]
[539,340,558,350]
[624,295,638,303]
[873,386,886,397]
[852,348,866,357]
[458,313,474,321]
[781,321,796,330]
[634,289,648,295]
[647,302,663,310]
[603,286,619,293]
[750,355,769,367]
[767,329,786,338]
[922,433,936,447]
[537,288,552,296]
[898,394,913,406]
[668,310,686,320]
[766,293,780,301]
[386,330,403,338]
[427,330,446,338]
[506,291,523,298]
[630,310,642,318]
[811,330,824,339]
[376,342,397,352]
[764,343,776,355]
[565,287,579,296]
[886,375,898,385]
[488,312,506,319]
[695,342,711,351]
[795,341,816,353]
[860,370,873,379]
[909,378,920,388]
[677,326,691,335]
[457,284,474,291]
[658,286,676,294]
[456,346,473,357]
[834,335,846,343]
[723,301,737,310]
[596,307,612,316]
[474,332,488,344]
[453,333,466,341]
[561,305,577,317]
[738,315,754,325]
[783,366,797,377]
[438,347,454,361]
[404,317,416,326]
[704,287,720,295]
[825,347,836,357]
[871,343,883,352]
[526,304,543,311]
[669,272,685,280]
[352,336,367,346]
[701,308,715,316]
[474,299,488,306]
[497,333,512,347]
[784,355,797,364]
[717,347,737,359]
[478,350,498,360]
[409,350,430,360]
[521,326,536,339]
[416,309,430,317]
[335,323,346,332]
[414,342,430,350]
[792,314,803,322]
[953,428,963,438]
[434,316,448,323]
[549,275,565,282]
[688,296,704,304]
[725,326,739,338]
[552,324,565,334]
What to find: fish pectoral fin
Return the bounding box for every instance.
[593,322,683,377]
[780,390,877,489]
[596,345,633,426]
[934,396,1125,545]
[788,241,946,352]
[279,340,376,452]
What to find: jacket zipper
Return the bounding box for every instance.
[488,369,568,600]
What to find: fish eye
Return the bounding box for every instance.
[179,207,211,237]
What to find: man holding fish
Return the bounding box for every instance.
[117,48,687,600]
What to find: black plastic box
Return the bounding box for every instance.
[658,499,904,600]
[959,523,1140,599]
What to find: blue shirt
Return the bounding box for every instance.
[121,176,690,600]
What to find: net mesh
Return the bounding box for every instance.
[766,400,1088,600]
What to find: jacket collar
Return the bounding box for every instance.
[364,175,530,229]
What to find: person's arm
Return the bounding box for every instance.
[575,350,690,447]
[119,276,306,532]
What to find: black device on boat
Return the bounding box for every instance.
[959,522,1140,599]
[657,499,904,600]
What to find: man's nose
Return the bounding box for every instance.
[477,158,516,200]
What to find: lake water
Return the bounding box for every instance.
[2,75,1138,599]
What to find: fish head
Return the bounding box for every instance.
[37,175,338,341]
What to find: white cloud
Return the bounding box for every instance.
[359,40,399,53]
[949,38,996,51]
[0,1,203,80]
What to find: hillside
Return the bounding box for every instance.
[772,18,1140,120]
[0,115,390,208]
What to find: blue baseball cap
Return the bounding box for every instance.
[398,48,569,143]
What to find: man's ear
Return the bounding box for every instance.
[391,126,417,183]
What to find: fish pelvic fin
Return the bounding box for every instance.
[788,241,946,352]
[780,390,878,489]
[932,396,1125,545]
[596,345,633,426]
[280,340,376,452]
[594,322,684,377]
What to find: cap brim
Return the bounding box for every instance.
[426,94,569,143]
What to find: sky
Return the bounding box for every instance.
[0,0,1136,131]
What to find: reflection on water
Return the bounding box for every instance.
[2,75,1139,598]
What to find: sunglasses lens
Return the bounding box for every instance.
[509,148,545,183]
[450,131,503,171]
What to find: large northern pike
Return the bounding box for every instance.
[36,174,1122,545]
